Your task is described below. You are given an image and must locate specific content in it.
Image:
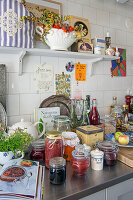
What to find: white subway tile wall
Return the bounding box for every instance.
[3,0,133,125]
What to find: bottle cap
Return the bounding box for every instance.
[113,96,117,100]
[106,32,110,37]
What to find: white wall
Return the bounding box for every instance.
[3,0,133,125]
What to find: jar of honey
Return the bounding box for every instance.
[62,132,79,161]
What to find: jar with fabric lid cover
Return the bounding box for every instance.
[45,131,63,169]
[62,132,79,161]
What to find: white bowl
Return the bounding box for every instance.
[45,28,76,51]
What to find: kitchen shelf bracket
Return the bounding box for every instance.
[18,50,27,76]
[88,57,103,76]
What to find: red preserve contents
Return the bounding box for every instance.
[71,144,90,175]
[30,139,45,161]
[71,157,90,175]
[45,136,63,169]
[98,141,119,166]
[89,99,100,125]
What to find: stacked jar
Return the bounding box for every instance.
[62,132,79,161]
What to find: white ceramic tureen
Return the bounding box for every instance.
[8,119,45,140]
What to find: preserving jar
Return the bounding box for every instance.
[71,144,90,175]
[45,131,63,169]
[101,115,116,136]
[30,139,45,161]
[97,141,119,166]
[49,157,66,185]
[91,149,104,170]
[53,115,71,132]
[62,132,79,161]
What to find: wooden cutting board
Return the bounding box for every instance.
[117,147,133,168]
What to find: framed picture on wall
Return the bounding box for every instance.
[22,0,62,40]
[69,15,91,42]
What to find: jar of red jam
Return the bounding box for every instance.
[97,141,119,166]
[71,144,90,175]
[45,131,63,169]
[30,139,45,161]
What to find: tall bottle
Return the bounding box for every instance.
[110,96,117,115]
[125,90,131,113]
[89,99,100,125]
[81,100,90,126]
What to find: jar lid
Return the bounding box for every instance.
[97,140,116,151]
[91,148,104,158]
[32,139,45,147]
[72,144,89,159]
[46,130,62,138]
[94,46,101,48]
[62,132,77,139]
[49,157,66,168]
[53,115,70,123]
[83,144,91,152]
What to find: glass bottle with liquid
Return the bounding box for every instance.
[89,99,100,125]
[110,96,117,115]
[81,100,90,126]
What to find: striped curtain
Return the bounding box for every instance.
[0,0,35,48]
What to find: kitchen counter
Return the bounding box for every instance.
[43,161,133,200]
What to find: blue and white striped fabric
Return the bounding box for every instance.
[0,0,35,48]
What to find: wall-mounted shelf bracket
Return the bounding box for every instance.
[88,57,103,76]
[18,50,26,76]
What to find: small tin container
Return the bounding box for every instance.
[91,149,104,170]
[94,46,102,55]
[49,157,66,185]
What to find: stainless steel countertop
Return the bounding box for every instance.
[43,161,133,200]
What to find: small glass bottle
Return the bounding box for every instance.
[110,96,117,115]
[70,99,78,130]
[81,100,90,126]
[105,32,111,49]
[125,89,131,113]
[89,99,100,125]
[130,97,133,114]
[49,157,66,185]
[122,105,129,124]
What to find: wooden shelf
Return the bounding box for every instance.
[0,47,120,75]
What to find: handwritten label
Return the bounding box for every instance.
[75,63,86,81]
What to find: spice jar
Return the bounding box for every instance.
[71,144,90,175]
[91,149,104,170]
[62,132,80,161]
[98,140,119,166]
[49,157,66,185]
[30,139,45,161]
[45,131,63,169]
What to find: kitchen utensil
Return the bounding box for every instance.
[117,147,133,168]
[39,95,71,117]
[8,119,45,140]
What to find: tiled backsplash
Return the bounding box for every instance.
[2,0,133,125]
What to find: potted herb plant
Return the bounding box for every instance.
[20,7,79,50]
[0,127,33,165]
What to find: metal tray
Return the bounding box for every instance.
[39,95,71,117]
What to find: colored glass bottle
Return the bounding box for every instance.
[89,99,100,125]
